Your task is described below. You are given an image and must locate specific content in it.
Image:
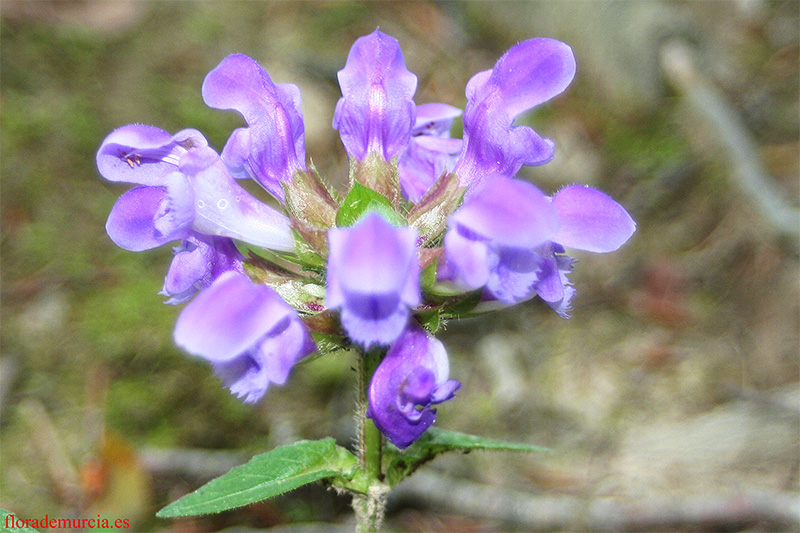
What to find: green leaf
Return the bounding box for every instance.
[336,181,405,228]
[384,428,551,487]
[157,439,358,518]
[1,509,40,532]
[417,427,552,453]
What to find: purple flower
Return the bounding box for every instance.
[333,29,418,161]
[442,178,635,314]
[443,177,559,300]
[326,212,420,348]
[367,326,461,449]
[202,54,306,202]
[98,125,294,252]
[398,103,463,202]
[160,233,245,305]
[453,38,576,191]
[174,271,316,403]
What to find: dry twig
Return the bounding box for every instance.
[390,470,800,531]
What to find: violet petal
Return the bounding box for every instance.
[97,125,207,186]
[399,103,463,202]
[106,186,186,251]
[212,353,269,404]
[539,252,576,318]
[178,146,295,251]
[258,317,317,386]
[211,314,315,405]
[412,103,462,137]
[398,138,460,203]
[485,246,543,303]
[153,172,195,239]
[174,271,295,363]
[551,185,636,252]
[162,242,209,302]
[161,234,244,305]
[442,227,491,290]
[97,124,176,186]
[449,177,559,248]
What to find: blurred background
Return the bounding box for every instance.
[1,1,798,531]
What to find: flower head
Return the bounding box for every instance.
[98,29,636,439]
[174,272,316,403]
[367,326,460,449]
[326,212,420,348]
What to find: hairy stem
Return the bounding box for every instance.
[354,348,386,532]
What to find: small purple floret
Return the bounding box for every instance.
[326,212,420,348]
[333,29,418,161]
[98,125,294,252]
[443,176,635,312]
[174,272,316,403]
[443,177,558,302]
[453,38,576,191]
[202,54,306,201]
[367,326,460,449]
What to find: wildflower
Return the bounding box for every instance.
[99,29,634,451]
[443,178,636,314]
[326,212,419,349]
[333,29,417,161]
[202,54,306,201]
[99,125,294,251]
[442,176,559,300]
[452,38,576,191]
[367,326,461,449]
[174,271,316,403]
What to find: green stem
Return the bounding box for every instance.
[354,348,387,533]
[360,349,382,479]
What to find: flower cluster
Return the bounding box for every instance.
[98,30,634,449]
